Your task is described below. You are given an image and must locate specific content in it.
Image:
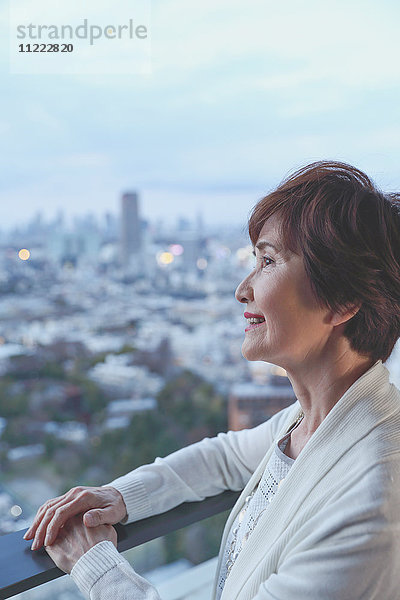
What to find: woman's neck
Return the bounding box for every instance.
[285,352,376,438]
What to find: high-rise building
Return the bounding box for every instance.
[120,192,141,266]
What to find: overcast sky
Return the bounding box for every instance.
[1,0,400,230]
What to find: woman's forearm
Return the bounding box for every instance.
[108,404,296,524]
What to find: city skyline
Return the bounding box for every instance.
[0,183,265,231]
[0,200,244,234]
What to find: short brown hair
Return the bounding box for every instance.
[247,161,400,363]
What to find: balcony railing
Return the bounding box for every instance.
[0,489,241,600]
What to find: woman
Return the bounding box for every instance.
[24,161,400,599]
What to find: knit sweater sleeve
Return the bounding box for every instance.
[68,404,297,600]
[70,541,162,600]
[107,402,296,524]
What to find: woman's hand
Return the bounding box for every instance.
[23,485,127,550]
[45,513,118,574]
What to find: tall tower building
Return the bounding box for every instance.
[120,192,141,266]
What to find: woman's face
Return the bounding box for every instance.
[235,214,333,369]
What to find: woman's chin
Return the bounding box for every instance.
[241,342,265,362]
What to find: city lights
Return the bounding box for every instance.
[10,505,22,517]
[169,244,184,256]
[18,248,30,261]
[216,245,231,259]
[158,251,174,265]
[197,258,207,270]
[236,246,252,261]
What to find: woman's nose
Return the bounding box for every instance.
[235,273,253,304]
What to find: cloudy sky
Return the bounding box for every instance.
[1,0,400,230]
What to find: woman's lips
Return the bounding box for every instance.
[244,312,264,319]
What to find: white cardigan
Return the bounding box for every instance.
[71,359,400,599]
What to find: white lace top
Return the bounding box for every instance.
[216,419,301,599]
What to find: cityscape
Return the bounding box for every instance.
[0,192,399,599]
[0,191,299,599]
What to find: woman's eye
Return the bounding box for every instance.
[253,256,274,269]
[252,255,273,269]
[261,256,273,268]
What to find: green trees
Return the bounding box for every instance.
[157,369,227,439]
[99,410,179,480]
[0,381,29,418]
[91,369,227,482]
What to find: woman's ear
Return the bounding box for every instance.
[330,302,362,327]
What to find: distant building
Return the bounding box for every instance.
[177,216,191,231]
[43,421,88,443]
[104,211,117,241]
[228,376,296,431]
[103,396,158,431]
[120,192,142,267]
[180,232,202,269]
[8,444,45,462]
[47,230,101,265]
[107,397,157,417]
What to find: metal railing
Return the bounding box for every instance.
[0,490,240,600]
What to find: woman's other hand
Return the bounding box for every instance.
[23,485,127,550]
[45,513,118,574]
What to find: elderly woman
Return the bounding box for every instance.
[24,161,400,599]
